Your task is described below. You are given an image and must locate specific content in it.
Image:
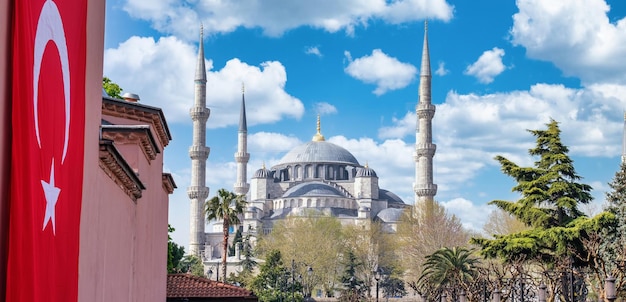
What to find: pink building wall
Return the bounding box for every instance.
[0,0,174,300]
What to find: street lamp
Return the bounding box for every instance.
[605,275,616,302]
[374,269,381,302]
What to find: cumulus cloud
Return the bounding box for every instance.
[377,83,626,197]
[435,61,449,76]
[103,35,304,127]
[511,0,626,85]
[305,46,322,57]
[464,47,506,84]
[314,102,338,115]
[122,0,454,39]
[248,132,302,153]
[344,49,417,95]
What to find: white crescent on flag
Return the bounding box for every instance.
[33,0,70,235]
[33,0,71,164]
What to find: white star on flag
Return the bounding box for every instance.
[41,159,60,235]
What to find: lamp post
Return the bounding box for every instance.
[605,275,616,302]
[374,269,381,302]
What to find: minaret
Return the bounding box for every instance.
[622,112,626,164]
[414,20,437,209]
[234,83,250,195]
[187,25,211,257]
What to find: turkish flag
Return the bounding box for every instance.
[6,0,86,301]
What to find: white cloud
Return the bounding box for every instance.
[441,198,493,232]
[464,47,506,84]
[103,36,305,127]
[248,132,302,154]
[305,46,322,57]
[122,0,454,39]
[511,0,626,85]
[344,49,417,95]
[377,83,626,196]
[314,102,338,115]
[435,61,449,76]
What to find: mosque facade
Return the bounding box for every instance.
[190,23,437,275]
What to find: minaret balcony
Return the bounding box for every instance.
[413,183,438,196]
[414,143,436,158]
[187,186,209,200]
[234,152,250,162]
[189,146,210,160]
[234,183,250,195]
[416,104,436,119]
[189,107,210,121]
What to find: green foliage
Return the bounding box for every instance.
[599,163,626,296]
[177,255,205,277]
[240,228,258,272]
[338,250,366,302]
[205,188,247,282]
[167,225,185,273]
[228,227,243,257]
[417,247,479,298]
[257,215,344,295]
[470,119,606,268]
[102,76,122,99]
[250,250,302,302]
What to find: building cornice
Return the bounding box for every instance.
[102,97,172,148]
[162,173,177,194]
[99,139,145,202]
[101,125,160,162]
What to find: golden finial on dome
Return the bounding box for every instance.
[262,161,266,169]
[312,114,325,141]
[364,161,369,168]
[242,82,245,94]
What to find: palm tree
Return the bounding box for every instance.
[417,247,480,300]
[205,188,246,282]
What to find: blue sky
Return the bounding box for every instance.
[103,0,626,250]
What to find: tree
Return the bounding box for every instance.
[228,227,243,257]
[470,119,608,268]
[482,208,529,237]
[338,249,366,302]
[167,224,185,273]
[470,119,614,302]
[343,221,401,299]
[102,76,122,99]
[205,188,246,282]
[177,255,204,277]
[417,247,480,299]
[250,250,302,302]
[396,200,470,290]
[257,214,345,296]
[597,163,626,298]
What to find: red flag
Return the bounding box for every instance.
[7,0,86,300]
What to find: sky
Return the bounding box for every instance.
[103,0,626,250]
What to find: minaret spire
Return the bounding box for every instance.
[188,25,211,257]
[414,20,437,210]
[234,83,250,195]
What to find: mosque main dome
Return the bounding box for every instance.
[276,140,360,166]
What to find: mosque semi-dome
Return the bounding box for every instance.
[282,181,345,198]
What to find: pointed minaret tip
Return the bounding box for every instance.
[195,24,207,83]
[312,114,325,142]
[420,20,431,77]
[239,84,247,132]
